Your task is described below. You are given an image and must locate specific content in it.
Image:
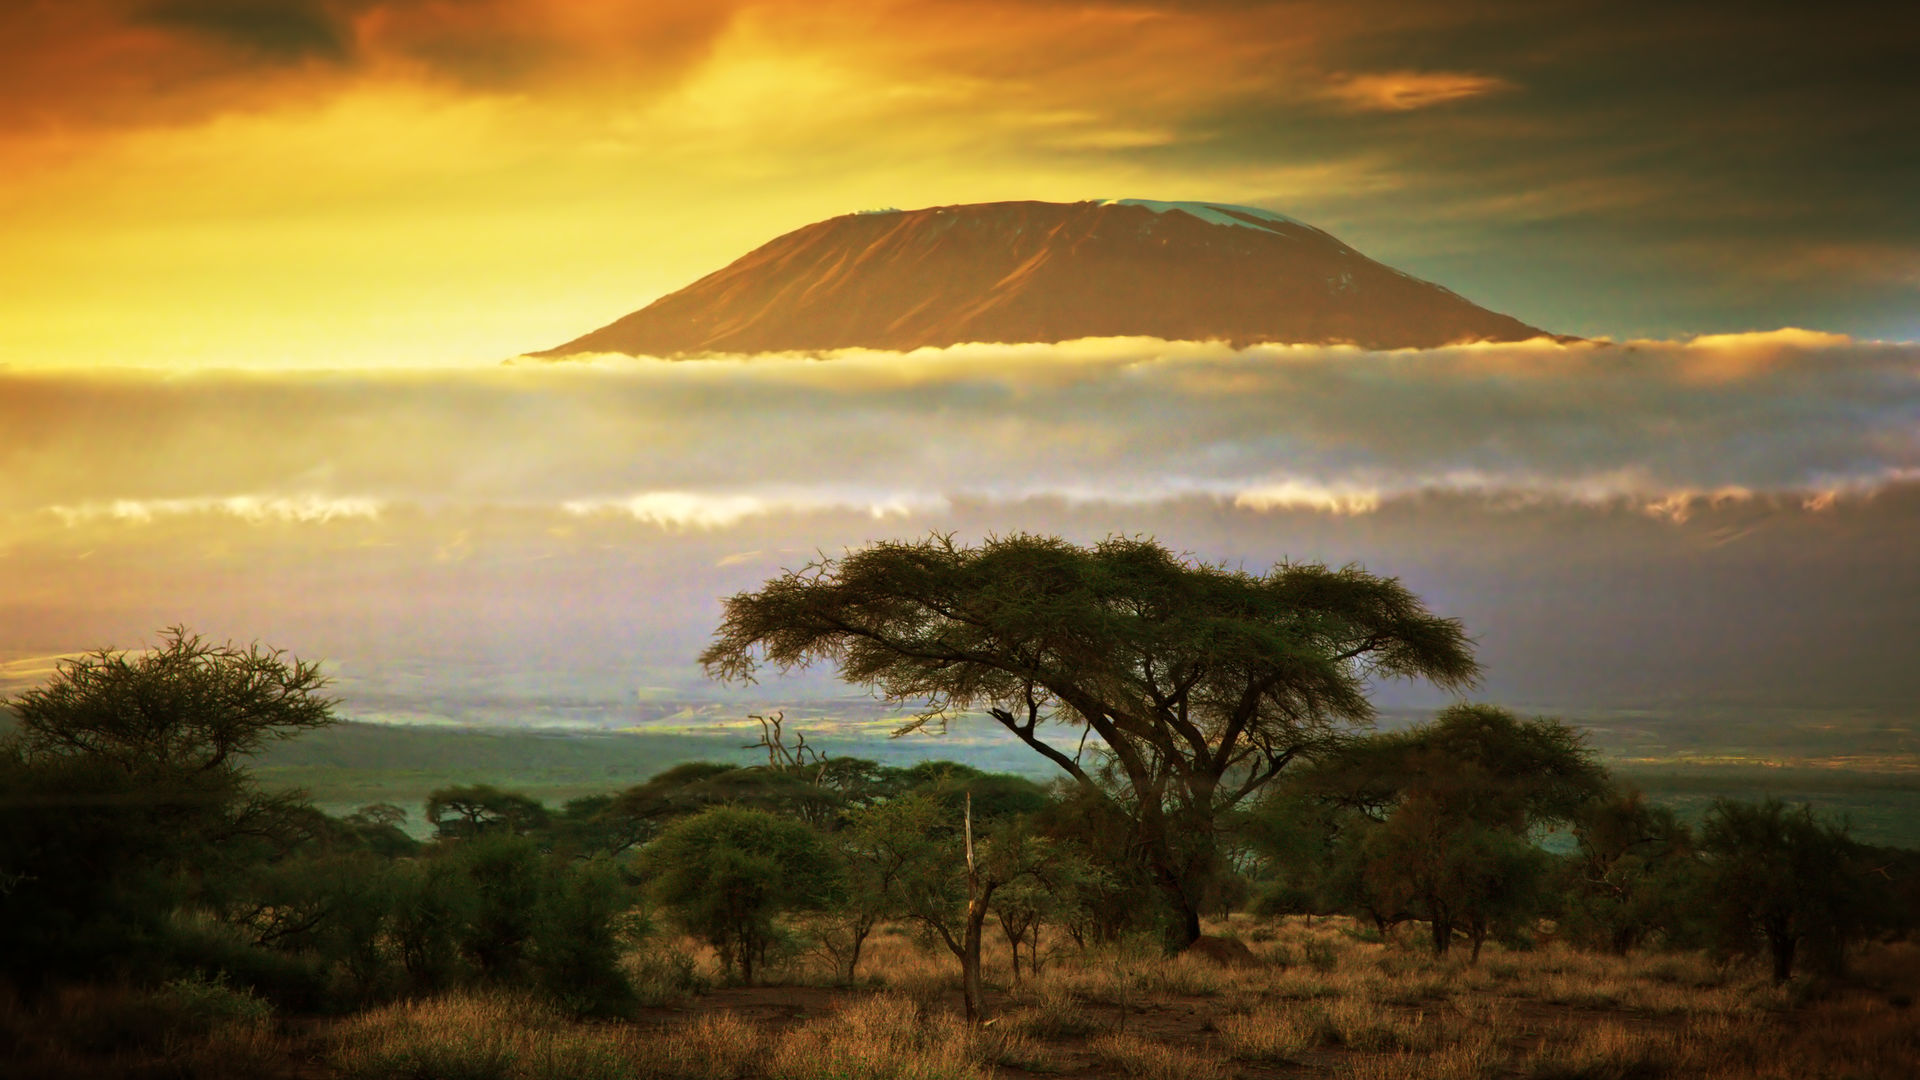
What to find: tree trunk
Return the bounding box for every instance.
[1430,913,1453,956]
[844,919,870,983]
[998,913,1026,983]
[1172,897,1203,952]
[1133,780,1212,954]
[962,890,992,1022]
[958,792,997,1023]
[1768,925,1796,983]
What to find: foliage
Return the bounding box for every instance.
[644,806,844,984]
[1700,797,1873,981]
[390,856,474,993]
[532,857,647,1017]
[1559,788,1702,953]
[1358,792,1547,959]
[0,627,336,986]
[427,784,553,840]
[842,790,1058,1018]
[450,835,546,981]
[591,758,881,855]
[700,532,1477,947]
[1261,704,1608,957]
[6,625,334,771]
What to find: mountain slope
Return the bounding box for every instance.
[535,199,1549,357]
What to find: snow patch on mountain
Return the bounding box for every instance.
[1101,199,1306,233]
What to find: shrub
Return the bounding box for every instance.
[644,807,844,984]
[454,836,545,982]
[533,858,644,1017]
[627,947,711,1007]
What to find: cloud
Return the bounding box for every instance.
[0,0,742,132]
[1317,70,1513,112]
[141,0,354,62]
[4,332,1918,542]
[560,491,940,531]
[10,336,1920,721]
[45,494,384,526]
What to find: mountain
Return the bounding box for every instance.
[534,199,1550,357]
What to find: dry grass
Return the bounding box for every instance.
[0,977,289,1080]
[56,914,1901,1080]
[633,1012,770,1080]
[1000,982,1108,1039]
[764,994,986,1080]
[1087,1031,1229,1080]
[331,991,633,1080]
[1215,1005,1317,1062]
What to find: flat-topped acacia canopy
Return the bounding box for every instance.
[700,533,1478,947]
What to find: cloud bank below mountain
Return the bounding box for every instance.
[6,331,1917,533]
[6,331,1918,733]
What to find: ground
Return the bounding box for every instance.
[5,916,1915,1079]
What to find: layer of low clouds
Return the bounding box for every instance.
[5,334,1920,731]
[5,333,1916,527]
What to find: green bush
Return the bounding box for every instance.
[533,858,644,1017]
[643,806,844,984]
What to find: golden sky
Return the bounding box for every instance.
[4,2,1920,741]
[5,0,1917,368]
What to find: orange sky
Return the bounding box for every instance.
[6,0,1916,368]
[1,1,1382,367]
[4,1,1920,744]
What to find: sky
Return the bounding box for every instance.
[4,0,1918,368]
[4,1,1918,766]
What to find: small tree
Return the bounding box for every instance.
[644,806,843,984]
[846,791,1050,1021]
[990,837,1100,982]
[453,834,546,981]
[1701,798,1870,981]
[389,857,472,992]
[534,858,646,1017]
[0,627,335,985]
[1359,794,1544,959]
[1560,788,1700,954]
[811,817,910,984]
[1285,704,1607,958]
[426,784,551,840]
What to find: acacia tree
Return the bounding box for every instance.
[1561,788,1700,954]
[426,784,552,839]
[700,533,1477,948]
[1281,704,1608,958]
[1701,798,1870,982]
[0,627,336,984]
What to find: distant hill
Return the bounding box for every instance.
[534,199,1551,357]
[251,720,1920,848]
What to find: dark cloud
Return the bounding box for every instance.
[141,0,353,62]
[0,0,738,131]
[1112,1,1920,337]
